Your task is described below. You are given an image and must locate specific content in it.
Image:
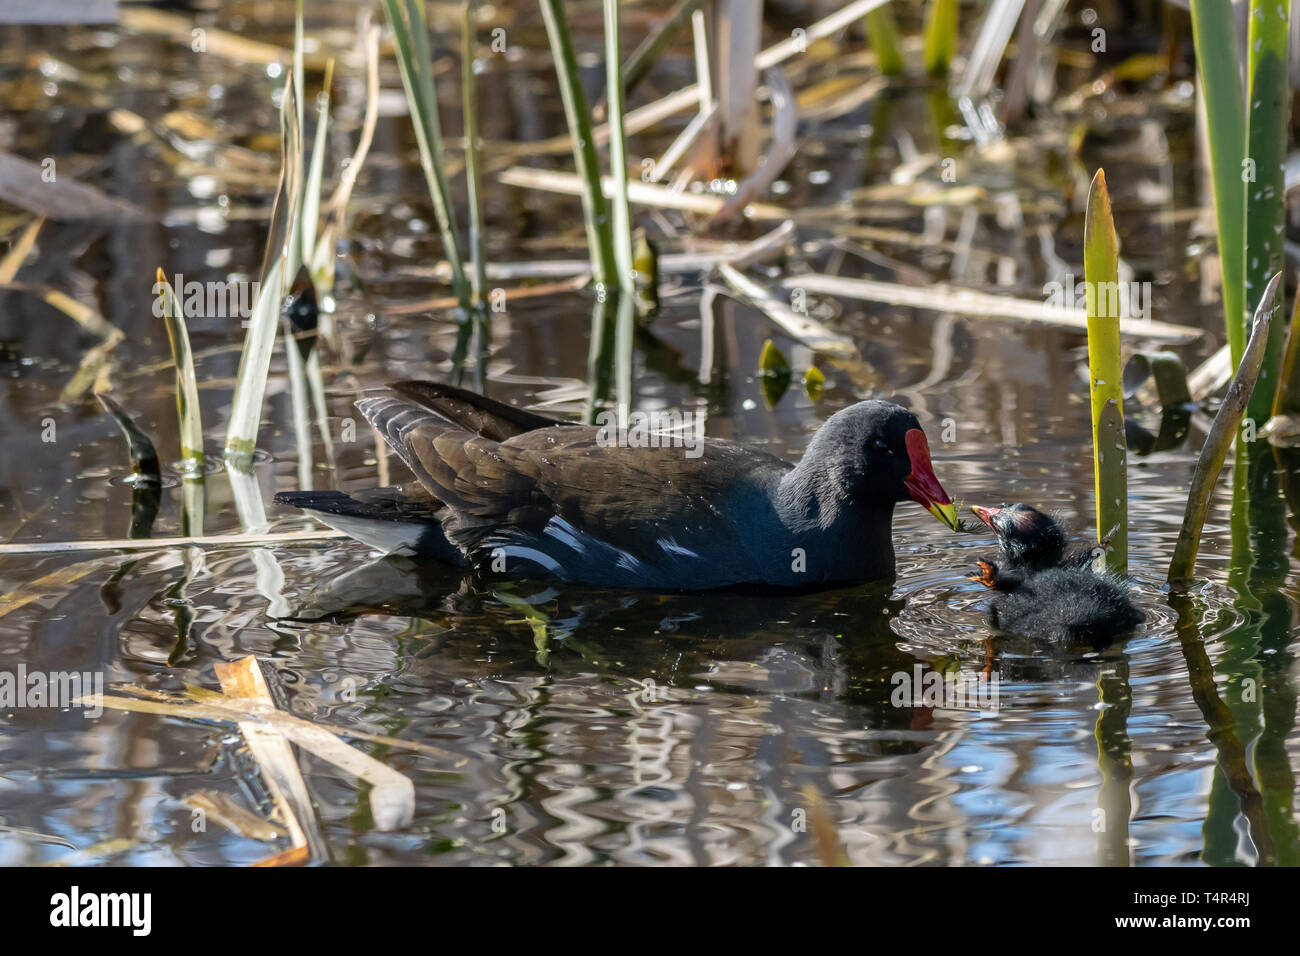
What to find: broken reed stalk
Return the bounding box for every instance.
[215,656,325,865]
[1168,272,1282,583]
[0,215,42,284]
[538,0,618,288]
[155,268,205,535]
[95,393,161,481]
[513,0,892,159]
[154,270,203,470]
[0,528,347,556]
[1084,169,1127,571]
[721,264,855,356]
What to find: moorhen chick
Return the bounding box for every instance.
[968,503,1142,647]
[275,381,957,589]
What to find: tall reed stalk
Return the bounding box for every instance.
[923,0,958,76]
[1189,0,1245,361]
[1242,0,1289,422]
[1084,169,1127,571]
[539,0,618,289]
[463,1,489,387]
[864,3,904,76]
[462,1,488,314]
[1189,0,1291,420]
[382,0,473,315]
[604,0,635,296]
[224,72,299,463]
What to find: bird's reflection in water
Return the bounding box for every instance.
[284,555,1128,741]
[283,556,970,735]
[979,632,1130,683]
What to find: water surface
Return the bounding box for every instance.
[0,2,1296,866]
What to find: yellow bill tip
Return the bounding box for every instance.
[927,500,959,531]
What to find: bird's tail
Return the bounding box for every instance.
[273,488,463,564]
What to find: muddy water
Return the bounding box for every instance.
[0,3,1296,865]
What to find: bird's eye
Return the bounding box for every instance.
[873,439,891,453]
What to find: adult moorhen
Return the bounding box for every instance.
[275,381,957,589]
[968,503,1142,647]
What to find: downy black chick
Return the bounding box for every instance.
[968,504,1142,647]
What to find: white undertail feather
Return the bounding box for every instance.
[303,508,427,556]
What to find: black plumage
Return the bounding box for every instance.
[969,504,1142,647]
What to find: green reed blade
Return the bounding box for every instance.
[923,0,958,77]
[1084,168,1127,571]
[864,3,904,77]
[381,0,473,314]
[283,309,313,491]
[1243,0,1290,422]
[603,0,635,296]
[301,58,334,282]
[155,268,206,536]
[1188,0,1245,364]
[538,0,618,289]
[225,71,300,464]
[585,297,616,424]
[155,269,204,472]
[461,0,489,390]
[462,1,487,310]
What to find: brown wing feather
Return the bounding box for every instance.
[359,385,791,562]
[387,380,574,440]
[402,424,785,555]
